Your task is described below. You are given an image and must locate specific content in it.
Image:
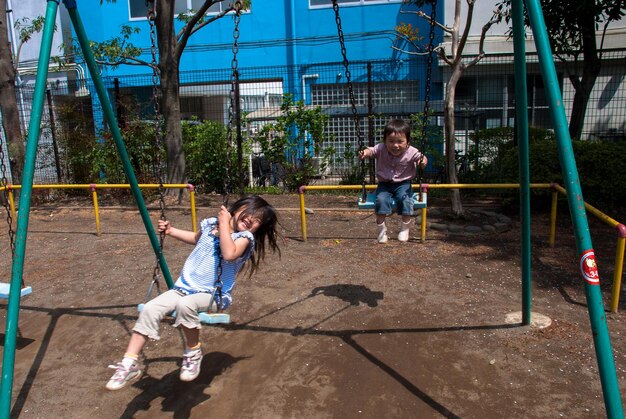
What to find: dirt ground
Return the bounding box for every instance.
[1,192,626,418]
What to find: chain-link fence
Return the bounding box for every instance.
[2,50,625,188]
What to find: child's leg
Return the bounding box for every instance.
[174,293,216,382]
[396,182,413,242]
[375,185,393,243]
[181,326,200,349]
[125,332,148,359]
[106,331,147,391]
[106,290,181,390]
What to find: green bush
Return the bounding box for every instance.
[254,94,333,192]
[475,127,626,210]
[182,119,252,194]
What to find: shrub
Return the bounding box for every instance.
[475,127,626,210]
[254,94,334,192]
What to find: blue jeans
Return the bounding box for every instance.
[375,181,413,216]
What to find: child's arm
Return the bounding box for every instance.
[358,148,373,160]
[217,205,251,261]
[418,153,428,168]
[158,219,200,245]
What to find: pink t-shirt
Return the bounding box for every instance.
[366,143,424,183]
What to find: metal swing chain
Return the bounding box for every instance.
[147,0,167,298]
[0,135,15,258]
[333,1,366,202]
[224,0,242,208]
[418,0,437,196]
[212,0,243,312]
[0,114,28,291]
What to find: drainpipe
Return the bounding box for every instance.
[301,73,319,104]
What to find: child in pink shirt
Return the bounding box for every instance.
[359,119,428,243]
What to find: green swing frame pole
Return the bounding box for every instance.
[511,0,531,326]
[64,0,173,289]
[524,0,623,416]
[0,1,60,415]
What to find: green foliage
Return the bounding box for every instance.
[409,112,445,180]
[473,127,626,209]
[496,0,624,58]
[182,118,253,194]
[254,94,333,191]
[56,101,100,183]
[338,143,366,185]
[65,25,144,68]
[182,119,227,193]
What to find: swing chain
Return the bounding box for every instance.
[332,0,367,202]
[224,0,243,206]
[0,141,15,257]
[211,255,225,312]
[147,0,166,294]
[0,129,15,257]
[418,0,437,187]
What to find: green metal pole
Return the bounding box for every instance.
[512,0,531,326]
[524,0,623,417]
[0,1,60,416]
[64,0,173,288]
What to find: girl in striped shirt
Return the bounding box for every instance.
[106,195,281,390]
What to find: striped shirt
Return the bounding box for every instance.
[173,217,255,309]
[365,143,424,183]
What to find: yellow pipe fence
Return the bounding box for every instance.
[0,183,198,236]
[299,183,626,312]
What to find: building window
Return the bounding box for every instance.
[129,0,237,20]
[456,74,555,130]
[310,0,401,8]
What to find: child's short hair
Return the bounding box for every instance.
[383,119,411,143]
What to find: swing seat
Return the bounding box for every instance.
[357,192,427,210]
[0,283,32,299]
[137,304,230,324]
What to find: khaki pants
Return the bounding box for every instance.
[133,289,218,340]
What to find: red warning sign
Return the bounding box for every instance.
[580,249,600,285]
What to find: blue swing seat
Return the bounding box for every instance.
[0,283,33,299]
[357,192,427,210]
[137,303,230,324]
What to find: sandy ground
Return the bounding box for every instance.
[1,193,626,418]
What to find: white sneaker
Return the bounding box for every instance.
[106,362,142,390]
[377,223,388,244]
[398,222,411,242]
[180,349,203,382]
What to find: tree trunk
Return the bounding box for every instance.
[156,1,186,200]
[0,0,25,185]
[160,64,186,188]
[568,10,601,141]
[445,65,464,216]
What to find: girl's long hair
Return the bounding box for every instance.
[229,195,281,275]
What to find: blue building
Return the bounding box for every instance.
[73,0,442,98]
[67,0,445,175]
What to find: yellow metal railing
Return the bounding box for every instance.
[299,183,626,312]
[1,183,198,236]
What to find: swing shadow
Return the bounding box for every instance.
[6,303,139,418]
[0,333,35,349]
[230,283,521,418]
[7,292,521,417]
[120,352,249,419]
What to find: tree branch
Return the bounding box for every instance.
[416,10,452,34]
[465,12,502,68]
[453,0,476,64]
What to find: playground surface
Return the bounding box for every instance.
[1,193,626,418]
